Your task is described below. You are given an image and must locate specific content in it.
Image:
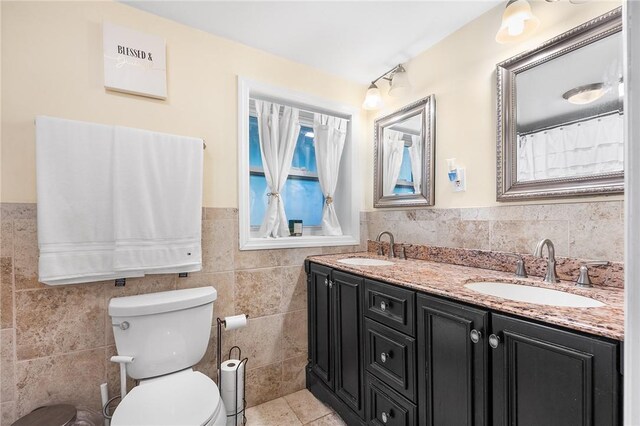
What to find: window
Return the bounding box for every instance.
[238,78,360,250]
[248,114,324,227]
[394,146,415,194]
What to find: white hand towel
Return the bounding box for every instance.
[35,116,143,285]
[113,126,203,274]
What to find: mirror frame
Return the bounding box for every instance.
[496,7,623,201]
[374,95,436,208]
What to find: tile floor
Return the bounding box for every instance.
[245,389,346,425]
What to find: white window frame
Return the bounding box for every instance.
[237,77,360,250]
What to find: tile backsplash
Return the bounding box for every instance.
[365,201,624,262]
[0,200,623,424]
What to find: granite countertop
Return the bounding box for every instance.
[307,252,624,341]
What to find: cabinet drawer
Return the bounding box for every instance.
[366,373,416,426]
[365,318,416,402]
[364,279,415,336]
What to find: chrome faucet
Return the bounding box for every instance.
[534,239,559,283]
[376,231,395,258]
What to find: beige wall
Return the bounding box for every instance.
[0,1,366,207]
[363,0,623,210]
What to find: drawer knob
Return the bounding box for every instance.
[381,410,393,423]
[489,334,501,349]
[380,301,387,311]
[380,352,391,363]
[469,329,482,344]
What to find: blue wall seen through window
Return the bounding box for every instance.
[249,116,323,227]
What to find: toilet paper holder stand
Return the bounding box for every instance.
[217,317,249,425]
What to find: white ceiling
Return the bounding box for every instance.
[517,30,623,132]
[122,1,502,84]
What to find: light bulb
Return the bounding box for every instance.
[507,17,526,36]
[362,83,384,110]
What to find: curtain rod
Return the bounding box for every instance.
[518,109,623,137]
[249,95,351,121]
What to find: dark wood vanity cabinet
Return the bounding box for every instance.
[306,262,621,426]
[490,313,621,426]
[307,262,366,422]
[417,294,490,426]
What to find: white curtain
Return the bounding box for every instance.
[408,134,422,194]
[314,114,348,236]
[517,113,623,181]
[255,100,301,237]
[383,129,405,195]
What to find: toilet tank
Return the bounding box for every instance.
[108,286,217,380]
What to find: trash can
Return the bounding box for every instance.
[11,404,103,426]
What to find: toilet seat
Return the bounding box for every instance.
[111,370,224,426]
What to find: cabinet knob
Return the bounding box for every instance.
[380,301,387,311]
[489,334,501,349]
[329,280,333,289]
[381,410,393,423]
[380,352,391,363]
[469,329,482,344]
[324,278,328,287]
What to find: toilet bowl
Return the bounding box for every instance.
[108,287,227,426]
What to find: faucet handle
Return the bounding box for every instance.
[377,244,384,256]
[399,246,407,260]
[504,253,528,278]
[576,261,609,288]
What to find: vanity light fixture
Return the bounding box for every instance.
[562,82,608,105]
[388,65,411,97]
[495,0,540,44]
[362,83,384,110]
[362,64,411,110]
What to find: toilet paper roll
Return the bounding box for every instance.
[220,359,245,425]
[224,314,247,331]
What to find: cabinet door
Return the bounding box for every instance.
[491,314,620,426]
[308,263,334,390]
[333,270,365,417]
[417,295,489,426]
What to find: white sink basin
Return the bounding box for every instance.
[338,258,395,266]
[464,282,605,308]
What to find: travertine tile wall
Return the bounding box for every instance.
[365,201,624,262]
[0,203,366,424]
[0,200,623,424]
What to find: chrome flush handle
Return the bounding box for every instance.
[112,321,129,331]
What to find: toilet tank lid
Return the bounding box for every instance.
[109,286,217,317]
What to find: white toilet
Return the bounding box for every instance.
[108,286,227,426]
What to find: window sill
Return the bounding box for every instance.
[239,234,359,251]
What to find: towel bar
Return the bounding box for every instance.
[34,118,207,149]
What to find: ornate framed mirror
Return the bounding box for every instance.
[374,95,436,208]
[496,8,623,201]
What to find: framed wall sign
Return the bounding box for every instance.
[103,21,167,99]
